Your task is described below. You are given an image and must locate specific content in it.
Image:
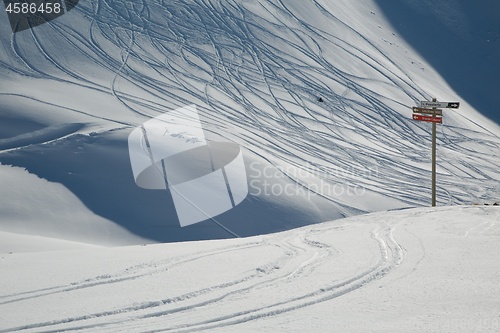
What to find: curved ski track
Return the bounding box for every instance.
[0,220,404,332]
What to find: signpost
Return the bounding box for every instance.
[411,98,460,207]
[412,107,443,116]
[420,101,460,109]
[412,114,442,123]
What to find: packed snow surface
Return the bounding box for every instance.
[1,206,499,332]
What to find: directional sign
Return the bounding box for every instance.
[412,107,443,116]
[412,114,442,124]
[420,101,460,109]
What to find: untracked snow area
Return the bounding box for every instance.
[1,206,499,332]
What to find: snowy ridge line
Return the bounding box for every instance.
[0,123,85,152]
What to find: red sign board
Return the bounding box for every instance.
[412,114,442,124]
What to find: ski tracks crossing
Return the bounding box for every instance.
[0,219,405,333]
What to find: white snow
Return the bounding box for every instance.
[0,165,149,248]
[1,206,498,332]
[0,0,499,330]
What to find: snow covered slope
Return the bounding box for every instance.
[1,206,499,332]
[0,0,499,243]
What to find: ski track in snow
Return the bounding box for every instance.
[0,219,404,333]
[1,0,499,211]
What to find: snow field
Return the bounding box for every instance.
[0,206,498,332]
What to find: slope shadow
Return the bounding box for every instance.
[0,128,346,243]
[376,0,500,124]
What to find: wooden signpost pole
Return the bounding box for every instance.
[412,98,459,206]
[431,98,437,207]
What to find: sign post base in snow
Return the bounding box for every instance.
[412,98,460,207]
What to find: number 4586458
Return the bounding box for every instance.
[5,2,62,14]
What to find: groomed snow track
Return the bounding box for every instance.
[1,206,499,332]
[1,213,404,332]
